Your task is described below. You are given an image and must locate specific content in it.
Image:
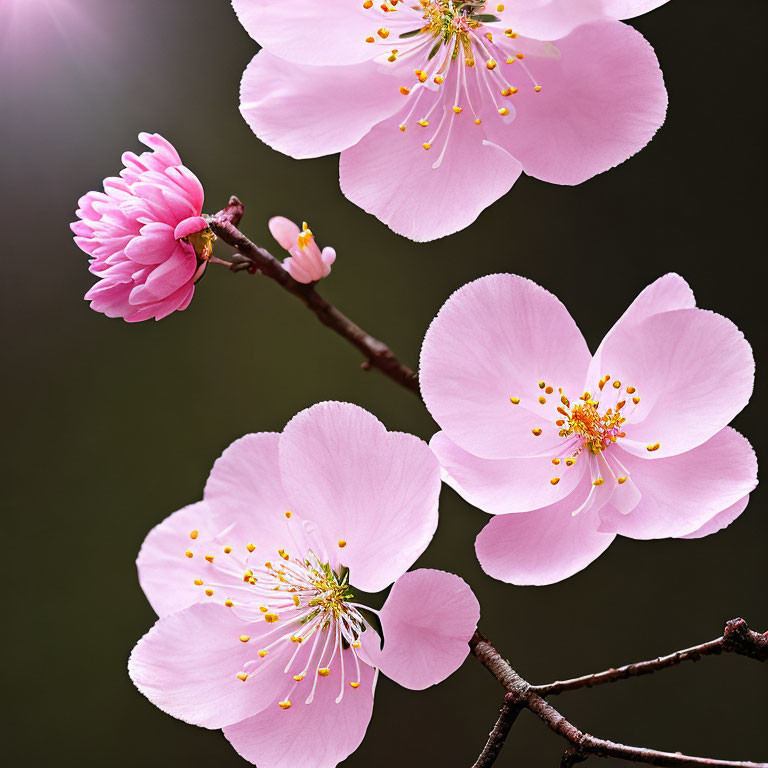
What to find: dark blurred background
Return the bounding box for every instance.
[1,1,766,766]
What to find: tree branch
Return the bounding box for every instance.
[469,621,767,768]
[532,618,768,697]
[206,197,419,395]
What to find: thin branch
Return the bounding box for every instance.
[533,618,768,697]
[206,197,419,395]
[469,622,767,768]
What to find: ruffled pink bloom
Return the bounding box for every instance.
[235,0,669,241]
[420,274,757,585]
[269,216,336,284]
[129,402,479,768]
[71,133,212,322]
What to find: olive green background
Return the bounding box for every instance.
[2,1,766,766]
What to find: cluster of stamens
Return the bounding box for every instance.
[510,374,661,490]
[183,515,370,711]
[363,1,544,162]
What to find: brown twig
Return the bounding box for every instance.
[206,197,419,394]
[470,622,767,768]
[532,618,768,697]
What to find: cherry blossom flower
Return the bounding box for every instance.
[270,216,337,283]
[235,0,669,241]
[71,133,212,322]
[129,402,480,768]
[420,273,757,585]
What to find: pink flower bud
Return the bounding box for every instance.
[269,216,336,284]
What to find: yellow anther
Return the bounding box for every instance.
[388,53,397,62]
[417,71,428,83]
[205,589,214,596]
[363,0,373,7]
[399,86,410,95]
[565,458,575,466]
[225,599,234,608]
[318,668,331,677]
[474,118,482,125]
[237,672,249,682]
[417,119,429,127]
[349,681,361,689]
[486,59,497,70]
[258,650,269,658]
[538,396,547,404]
[422,143,431,150]
[516,53,524,60]
[293,595,300,607]
[293,674,305,682]
[618,476,629,485]
[366,36,375,43]
[377,28,389,39]
[399,124,407,132]
[552,458,561,465]
[194,579,203,586]
[550,478,560,485]
[243,570,253,582]
[184,550,193,559]
[538,381,546,389]
[259,606,268,613]
[633,397,641,405]
[189,530,198,540]
[613,380,622,389]
[532,428,542,436]
[535,85,542,92]
[626,386,636,394]
[264,613,280,623]
[338,540,347,548]
[453,106,463,114]
[646,443,661,452]
[352,640,362,649]
[278,549,290,561]
[593,478,605,486]
[204,555,214,563]
[224,546,232,554]
[545,386,554,394]
[497,4,505,10]
[285,510,292,519]
[247,543,256,553]
[465,58,475,67]
[278,700,292,710]
[510,396,520,404]
[434,75,444,84]
[239,635,250,643]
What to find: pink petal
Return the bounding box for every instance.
[587,273,695,386]
[681,495,751,540]
[361,569,479,691]
[475,476,616,585]
[129,603,292,729]
[137,501,221,618]
[430,431,586,514]
[129,243,196,304]
[241,51,406,159]
[203,433,294,564]
[268,216,301,252]
[124,222,177,265]
[232,0,375,66]
[498,0,608,39]
[85,279,134,320]
[340,114,522,242]
[420,274,590,459]
[597,308,754,459]
[597,429,757,540]
[278,402,441,593]
[223,660,377,768]
[487,21,667,186]
[602,1,671,19]
[173,215,208,241]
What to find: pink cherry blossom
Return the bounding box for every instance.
[235,0,670,241]
[420,274,757,585]
[129,402,479,768]
[270,216,337,283]
[71,133,212,322]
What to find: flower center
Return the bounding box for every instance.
[185,531,372,711]
[364,1,546,164]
